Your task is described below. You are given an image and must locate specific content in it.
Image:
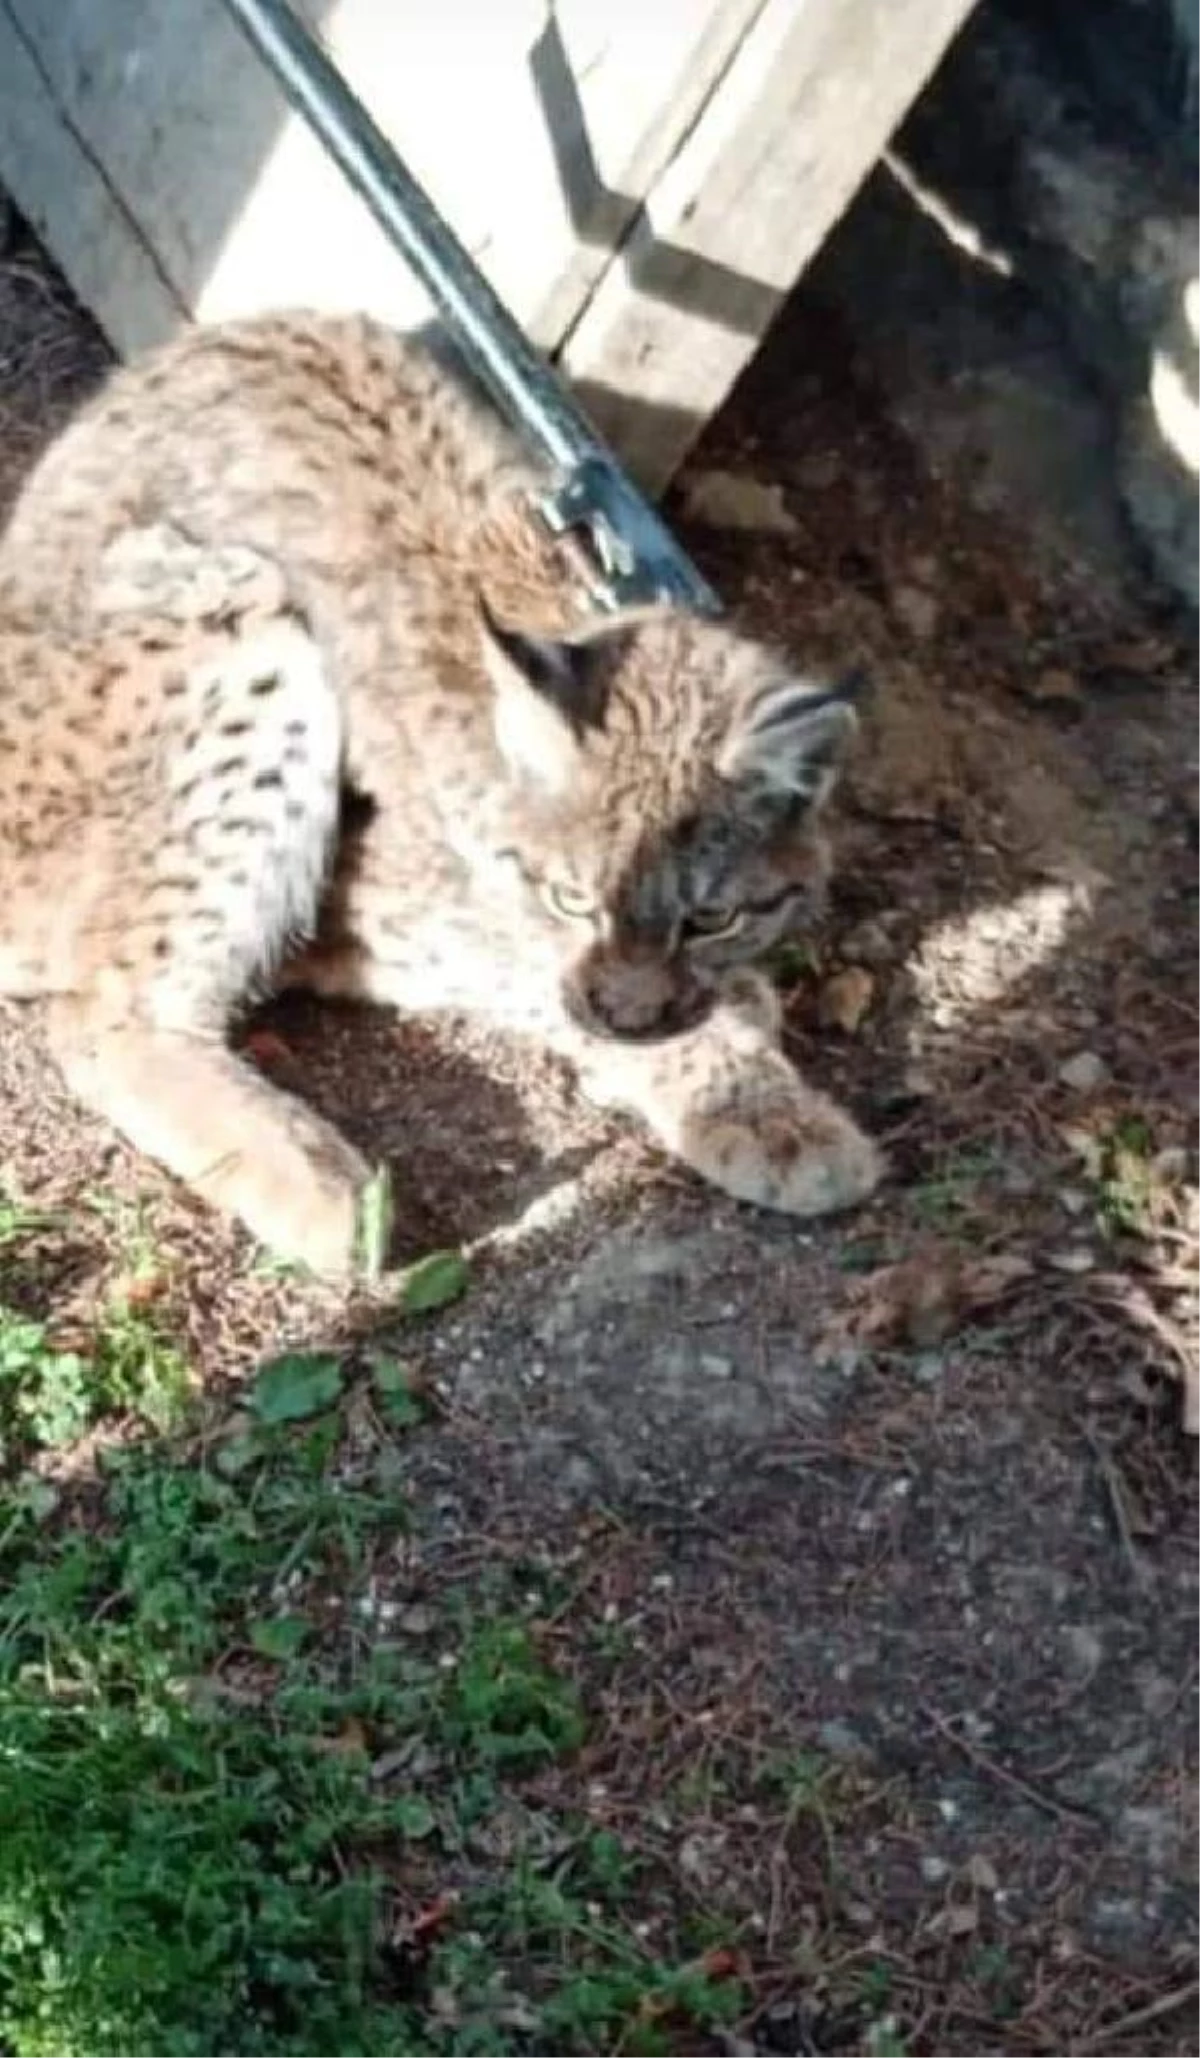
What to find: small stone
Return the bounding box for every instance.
[1026,666,1084,706]
[921,1854,950,1883]
[891,582,940,641]
[967,1853,999,1893]
[562,1453,600,1498]
[1058,1050,1109,1092]
[1151,1145,1189,1185]
[1132,1664,1177,1718]
[1060,1122,1103,1172]
[818,1717,870,1761]
[680,468,799,535]
[841,918,898,967]
[1091,634,1174,678]
[679,1829,726,1886]
[1063,1624,1104,1677]
[818,966,875,1034]
[1049,1247,1097,1274]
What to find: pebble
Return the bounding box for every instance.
[818,965,875,1033]
[1026,665,1084,706]
[891,582,940,641]
[1048,1247,1096,1274]
[1062,1623,1104,1677]
[840,917,898,967]
[1058,1049,1109,1092]
[818,1717,870,1761]
[679,468,799,535]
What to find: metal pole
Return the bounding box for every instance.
[218,0,720,616]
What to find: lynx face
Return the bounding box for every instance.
[477,605,862,1043]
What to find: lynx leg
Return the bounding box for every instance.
[51,545,387,1272]
[568,973,883,1218]
[50,1002,374,1272]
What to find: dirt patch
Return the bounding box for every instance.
[0,206,1196,2054]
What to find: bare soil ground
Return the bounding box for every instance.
[0,210,1196,2054]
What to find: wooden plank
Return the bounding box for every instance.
[559,0,978,492]
[0,0,185,354]
[0,0,765,359]
[527,0,769,349]
[0,0,975,488]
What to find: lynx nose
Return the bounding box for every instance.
[562,941,712,1042]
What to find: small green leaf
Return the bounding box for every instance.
[371,1357,424,1427]
[355,1167,393,1280]
[392,1792,436,1839]
[250,1614,309,1660]
[397,1249,469,1315]
[770,940,818,988]
[213,1431,264,1477]
[250,1352,344,1425]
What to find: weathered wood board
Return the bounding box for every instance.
[0,0,976,486]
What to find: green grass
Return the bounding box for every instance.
[1062,1113,1173,1240]
[0,1271,190,1470]
[1091,1116,1159,1238]
[0,1419,745,2055]
[909,1147,1005,1230]
[0,1199,745,2057]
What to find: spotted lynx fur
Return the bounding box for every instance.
[0,313,882,1271]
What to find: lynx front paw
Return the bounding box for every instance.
[199,1134,390,1279]
[678,1092,883,1218]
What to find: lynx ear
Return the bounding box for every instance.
[718,668,866,812]
[477,595,592,791]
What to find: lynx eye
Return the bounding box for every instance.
[683,904,747,943]
[542,879,597,924]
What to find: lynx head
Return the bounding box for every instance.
[476,600,864,1043]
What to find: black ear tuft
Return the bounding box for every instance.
[477,594,604,790]
[476,592,581,702]
[719,668,865,812]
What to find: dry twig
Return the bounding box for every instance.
[1074,1979,1200,2053]
[921,1704,1100,1830]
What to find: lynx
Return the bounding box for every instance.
[0,313,882,1273]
